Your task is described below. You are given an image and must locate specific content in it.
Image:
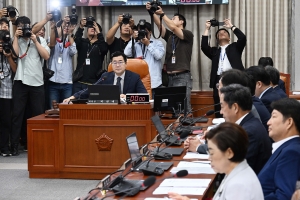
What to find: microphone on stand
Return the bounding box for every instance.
[100,176,156,199]
[176,110,216,137]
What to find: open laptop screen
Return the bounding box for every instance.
[151,115,167,138]
[126,132,142,162]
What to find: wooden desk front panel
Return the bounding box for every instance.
[58,119,152,179]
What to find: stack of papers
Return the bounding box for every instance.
[170,161,215,174]
[183,152,209,159]
[152,178,211,195]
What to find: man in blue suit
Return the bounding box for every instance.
[265,66,288,98]
[64,51,147,102]
[245,66,282,113]
[258,98,300,200]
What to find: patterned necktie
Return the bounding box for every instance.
[116,77,122,94]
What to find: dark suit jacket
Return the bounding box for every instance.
[252,96,270,131]
[260,87,282,113]
[201,28,246,88]
[74,70,147,99]
[278,79,286,93]
[239,112,272,174]
[273,86,288,98]
[258,137,300,200]
[197,112,272,174]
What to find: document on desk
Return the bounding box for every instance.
[183,152,209,159]
[170,167,216,174]
[159,178,211,187]
[177,161,210,168]
[153,186,207,195]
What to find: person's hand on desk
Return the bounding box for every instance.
[168,192,190,200]
[184,136,202,152]
[63,96,75,103]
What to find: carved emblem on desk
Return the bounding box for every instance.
[95,133,113,151]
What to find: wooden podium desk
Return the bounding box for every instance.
[27,104,155,179]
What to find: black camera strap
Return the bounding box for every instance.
[149,12,162,39]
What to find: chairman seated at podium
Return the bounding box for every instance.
[63,51,147,102]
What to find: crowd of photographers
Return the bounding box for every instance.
[0,2,195,157]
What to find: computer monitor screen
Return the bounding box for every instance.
[153,86,186,113]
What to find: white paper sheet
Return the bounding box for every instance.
[153,187,207,195]
[183,152,209,159]
[159,178,211,187]
[177,161,210,168]
[170,167,216,174]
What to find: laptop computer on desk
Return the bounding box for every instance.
[87,85,120,104]
[126,132,173,171]
[150,115,185,156]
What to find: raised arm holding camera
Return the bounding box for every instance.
[11,16,50,156]
[72,17,108,93]
[201,18,246,117]
[124,20,165,95]
[106,14,134,55]
[146,2,194,111]
[0,30,17,157]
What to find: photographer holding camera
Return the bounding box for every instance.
[0,30,17,157]
[47,21,77,108]
[201,19,246,117]
[146,2,194,111]
[72,17,108,93]
[11,16,50,156]
[106,14,134,55]
[124,20,165,95]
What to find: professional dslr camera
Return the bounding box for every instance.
[4,5,17,18]
[137,19,147,40]
[2,33,11,54]
[122,13,132,25]
[149,0,162,13]
[51,9,62,23]
[21,24,32,38]
[209,18,224,27]
[70,4,78,25]
[85,16,95,28]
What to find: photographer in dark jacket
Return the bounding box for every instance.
[201,19,246,117]
[73,17,108,93]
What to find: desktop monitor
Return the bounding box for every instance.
[153,86,186,117]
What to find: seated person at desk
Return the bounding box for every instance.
[169,122,264,200]
[184,84,271,174]
[258,98,300,200]
[63,51,147,102]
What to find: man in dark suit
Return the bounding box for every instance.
[63,51,146,102]
[184,84,271,174]
[258,98,300,200]
[201,19,246,117]
[265,66,288,98]
[245,66,282,113]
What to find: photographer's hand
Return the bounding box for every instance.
[129,18,135,28]
[80,18,86,29]
[203,20,211,36]
[154,6,164,15]
[0,8,7,18]
[223,18,233,29]
[15,27,23,37]
[93,21,100,34]
[3,50,17,73]
[141,36,150,46]
[118,15,123,25]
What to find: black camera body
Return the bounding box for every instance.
[137,19,147,40]
[210,18,224,27]
[51,9,62,23]
[4,5,17,18]
[150,0,162,13]
[70,4,78,25]
[2,34,11,54]
[122,13,132,25]
[22,24,32,38]
[85,16,95,28]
